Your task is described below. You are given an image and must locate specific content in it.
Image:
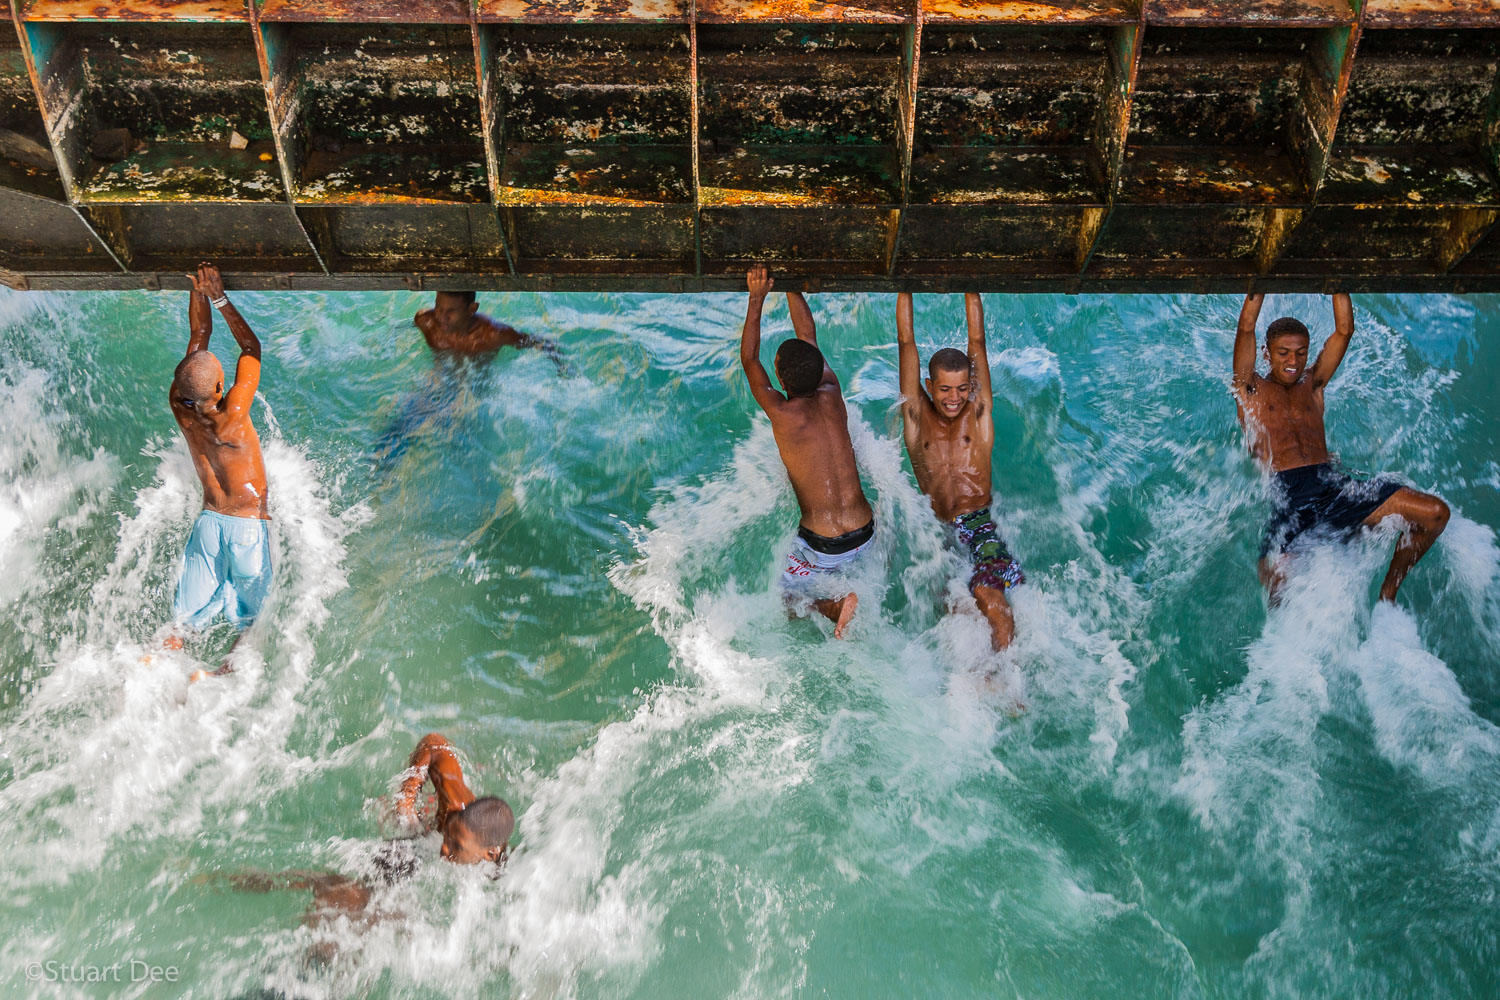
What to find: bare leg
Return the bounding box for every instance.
[189,633,243,683]
[972,584,1015,650]
[812,593,858,639]
[1258,554,1289,607]
[1365,487,1450,602]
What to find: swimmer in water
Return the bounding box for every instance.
[163,263,272,679]
[375,291,565,463]
[896,292,1024,650]
[414,290,565,371]
[1233,291,1450,604]
[206,734,513,949]
[740,265,874,639]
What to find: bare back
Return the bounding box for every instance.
[767,385,874,537]
[415,310,524,355]
[171,356,269,519]
[173,271,269,520]
[740,278,872,538]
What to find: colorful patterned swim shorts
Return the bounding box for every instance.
[950,507,1025,594]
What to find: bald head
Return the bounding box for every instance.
[173,350,224,406]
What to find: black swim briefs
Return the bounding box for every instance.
[797,520,876,556]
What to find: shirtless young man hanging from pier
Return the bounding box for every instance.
[163,264,272,679]
[741,265,875,639]
[206,734,514,947]
[415,290,564,370]
[897,292,1024,650]
[1233,291,1449,604]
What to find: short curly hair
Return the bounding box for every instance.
[774,339,825,398]
[1266,317,1309,345]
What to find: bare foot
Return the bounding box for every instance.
[833,593,858,640]
[977,669,1027,715]
[188,664,233,685]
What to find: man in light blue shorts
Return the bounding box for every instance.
[172,510,272,630]
[163,264,273,677]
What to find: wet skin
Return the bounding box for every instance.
[739,268,873,540]
[415,293,565,374]
[1232,292,1450,602]
[210,733,510,946]
[170,264,269,521]
[897,292,1014,650]
[740,266,872,636]
[396,732,478,839]
[416,293,527,355]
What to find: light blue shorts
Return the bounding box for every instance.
[172,510,272,629]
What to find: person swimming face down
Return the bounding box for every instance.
[432,290,479,338]
[774,338,825,399]
[926,348,974,420]
[439,796,515,865]
[1263,317,1311,387]
[172,350,225,413]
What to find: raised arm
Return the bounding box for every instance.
[1233,292,1264,390]
[1308,292,1353,390]
[192,264,261,413]
[187,283,212,355]
[740,265,783,413]
[785,289,836,388]
[396,733,476,833]
[966,293,992,416]
[896,292,922,417]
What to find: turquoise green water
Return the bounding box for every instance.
[1,288,1498,999]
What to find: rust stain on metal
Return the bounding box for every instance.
[21,0,248,20]
[697,0,912,23]
[1364,0,1500,28]
[3,0,1500,287]
[1144,0,1353,26]
[257,0,471,22]
[921,0,1136,23]
[480,0,689,21]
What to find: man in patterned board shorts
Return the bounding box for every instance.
[895,292,1024,650]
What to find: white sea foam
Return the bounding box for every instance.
[0,366,118,610]
[0,415,366,884]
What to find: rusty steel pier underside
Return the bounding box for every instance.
[2,0,1500,293]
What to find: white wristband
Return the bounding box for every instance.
[210,295,229,310]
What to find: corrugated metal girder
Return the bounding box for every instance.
[3,0,1500,291]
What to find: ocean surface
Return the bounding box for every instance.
[1,287,1497,999]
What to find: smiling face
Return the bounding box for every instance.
[1264,332,1310,386]
[926,368,973,419]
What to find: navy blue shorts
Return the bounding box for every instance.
[1260,463,1403,560]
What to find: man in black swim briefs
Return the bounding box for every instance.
[1232,291,1450,604]
[741,265,875,639]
